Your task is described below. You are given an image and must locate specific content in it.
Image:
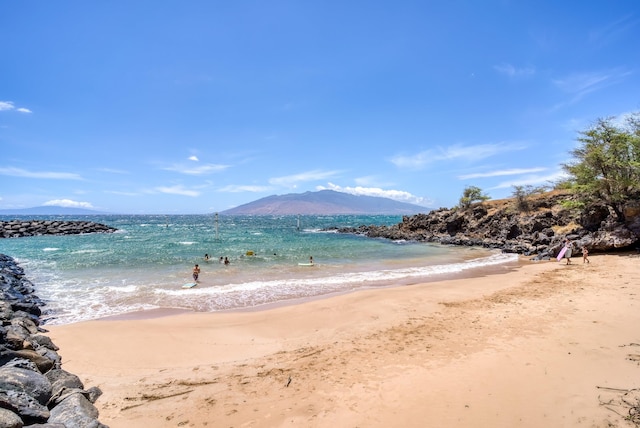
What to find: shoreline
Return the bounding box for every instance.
[96,255,525,322]
[47,253,640,427]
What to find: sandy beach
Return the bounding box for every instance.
[47,253,640,427]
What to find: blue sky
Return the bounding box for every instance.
[1,1,639,214]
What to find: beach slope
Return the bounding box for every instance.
[48,253,640,427]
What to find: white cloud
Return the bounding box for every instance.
[155,185,200,197]
[390,143,526,170]
[43,199,94,208]
[188,156,199,162]
[219,184,273,193]
[269,169,341,188]
[458,167,547,180]
[0,167,82,180]
[164,163,229,175]
[317,182,431,206]
[494,63,535,78]
[0,101,15,111]
[0,101,32,113]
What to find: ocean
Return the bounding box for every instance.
[0,214,518,325]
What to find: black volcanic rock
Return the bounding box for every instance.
[0,254,107,427]
[222,190,428,215]
[336,191,640,258]
[1,220,117,238]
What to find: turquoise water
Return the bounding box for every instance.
[0,214,517,324]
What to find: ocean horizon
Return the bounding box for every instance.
[0,214,518,325]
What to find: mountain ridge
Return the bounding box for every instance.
[221,190,428,215]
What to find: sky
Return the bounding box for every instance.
[1,1,639,214]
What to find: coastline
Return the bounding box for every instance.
[47,253,640,427]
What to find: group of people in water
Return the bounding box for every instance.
[192,253,313,282]
[203,253,230,265]
[193,254,231,282]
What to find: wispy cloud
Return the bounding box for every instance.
[588,14,638,47]
[188,155,199,161]
[155,185,201,197]
[0,101,32,113]
[218,184,273,193]
[494,63,535,78]
[552,69,631,105]
[458,167,547,180]
[164,163,229,175]
[269,169,342,188]
[98,167,129,174]
[43,199,94,208]
[390,143,526,170]
[490,170,568,189]
[0,167,82,180]
[318,182,432,206]
[105,190,139,196]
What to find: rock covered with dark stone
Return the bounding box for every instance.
[0,254,108,427]
[0,220,117,239]
[332,191,640,259]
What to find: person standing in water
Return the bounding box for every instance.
[192,264,201,281]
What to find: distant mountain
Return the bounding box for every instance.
[0,206,109,216]
[221,190,429,215]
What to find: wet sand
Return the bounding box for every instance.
[47,253,640,427]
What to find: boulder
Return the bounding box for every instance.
[0,407,23,428]
[48,393,107,428]
[0,367,52,405]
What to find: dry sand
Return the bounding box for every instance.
[47,253,640,427]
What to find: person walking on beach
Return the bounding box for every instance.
[192,264,201,282]
[564,239,573,265]
[582,246,590,264]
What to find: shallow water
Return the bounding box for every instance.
[0,214,517,324]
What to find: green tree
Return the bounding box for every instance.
[562,113,640,221]
[511,185,549,212]
[458,185,490,209]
